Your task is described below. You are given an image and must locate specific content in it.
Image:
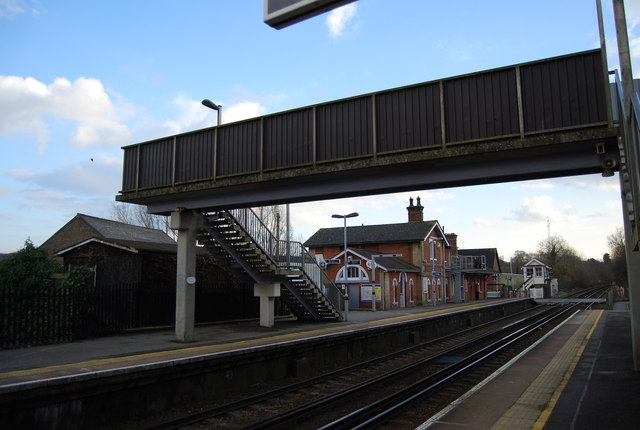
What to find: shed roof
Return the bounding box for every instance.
[349,248,421,273]
[79,214,175,245]
[41,213,176,256]
[523,258,550,268]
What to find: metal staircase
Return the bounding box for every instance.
[521,276,536,292]
[197,208,343,322]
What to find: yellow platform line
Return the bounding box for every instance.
[532,310,603,430]
[491,310,603,430]
[0,300,509,381]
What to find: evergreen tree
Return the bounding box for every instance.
[0,239,63,289]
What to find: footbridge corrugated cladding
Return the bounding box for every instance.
[117,49,617,212]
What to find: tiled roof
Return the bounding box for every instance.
[304,221,437,248]
[78,214,176,246]
[350,248,421,272]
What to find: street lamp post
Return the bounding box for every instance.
[201,99,222,126]
[332,212,358,321]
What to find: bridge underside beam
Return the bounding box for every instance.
[119,128,618,215]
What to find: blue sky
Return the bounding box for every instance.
[1,0,639,261]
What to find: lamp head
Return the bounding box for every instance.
[332,212,359,219]
[201,99,221,111]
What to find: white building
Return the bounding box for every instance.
[521,258,557,298]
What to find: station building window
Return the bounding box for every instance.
[337,265,369,282]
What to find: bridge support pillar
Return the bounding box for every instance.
[254,282,281,328]
[171,208,203,342]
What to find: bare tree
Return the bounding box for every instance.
[536,234,587,291]
[111,202,173,237]
[607,227,627,288]
[252,205,290,241]
[510,250,532,274]
[536,234,572,268]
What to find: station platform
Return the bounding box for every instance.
[0,299,505,386]
[1,299,638,430]
[424,301,640,430]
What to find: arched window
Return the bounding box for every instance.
[392,278,398,304]
[409,279,414,304]
[336,265,370,282]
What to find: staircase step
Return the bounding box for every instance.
[200,210,342,322]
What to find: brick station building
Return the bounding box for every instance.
[305,198,455,310]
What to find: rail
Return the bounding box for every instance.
[285,241,345,312]
[319,304,582,429]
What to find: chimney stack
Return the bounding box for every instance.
[445,233,458,249]
[407,196,424,222]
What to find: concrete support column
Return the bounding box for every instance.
[254,282,280,328]
[171,208,203,342]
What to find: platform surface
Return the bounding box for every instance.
[1,299,638,430]
[0,299,506,386]
[423,301,640,430]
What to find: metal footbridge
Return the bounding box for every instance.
[115,48,640,339]
[117,49,619,215]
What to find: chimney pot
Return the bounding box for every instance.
[407,196,424,222]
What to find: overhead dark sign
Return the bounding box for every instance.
[264,0,357,29]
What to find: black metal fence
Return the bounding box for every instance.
[0,286,78,348]
[0,281,264,349]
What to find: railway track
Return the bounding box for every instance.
[135,287,608,430]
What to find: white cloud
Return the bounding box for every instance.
[162,92,212,135]
[605,200,619,209]
[7,158,122,197]
[0,0,41,18]
[435,39,472,62]
[0,186,15,196]
[223,101,267,123]
[0,75,132,148]
[291,199,357,241]
[518,181,555,190]
[158,93,268,136]
[510,195,560,223]
[391,190,456,204]
[6,169,34,180]
[326,3,357,38]
[473,218,492,227]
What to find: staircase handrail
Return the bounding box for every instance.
[226,208,344,313]
[281,240,345,313]
[522,275,536,290]
[227,208,280,259]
